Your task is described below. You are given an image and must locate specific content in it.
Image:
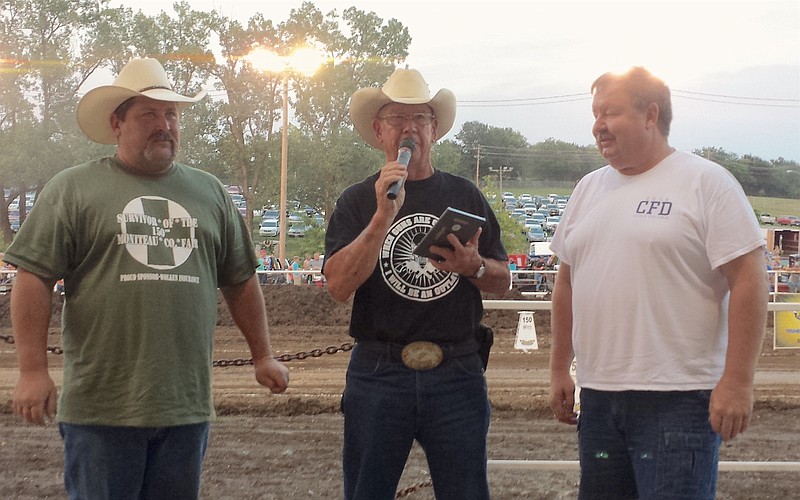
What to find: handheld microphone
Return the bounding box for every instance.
[387,139,416,200]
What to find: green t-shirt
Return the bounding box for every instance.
[5,157,257,426]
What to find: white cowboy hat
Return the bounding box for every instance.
[76,57,207,144]
[349,68,456,150]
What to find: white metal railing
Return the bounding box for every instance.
[487,460,800,472]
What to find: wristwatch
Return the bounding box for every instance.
[470,259,486,279]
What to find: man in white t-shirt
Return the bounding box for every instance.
[548,67,767,499]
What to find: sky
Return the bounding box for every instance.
[114,0,800,162]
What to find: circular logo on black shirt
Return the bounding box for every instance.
[380,213,459,302]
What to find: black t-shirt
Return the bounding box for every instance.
[325,170,507,344]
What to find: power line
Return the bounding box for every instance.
[458,89,799,109]
[672,89,799,103]
[19,88,799,109]
[671,92,799,108]
[460,96,592,108]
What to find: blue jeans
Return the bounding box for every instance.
[59,422,210,500]
[342,343,491,500]
[577,389,721,500]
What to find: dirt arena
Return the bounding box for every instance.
[0,285,797,499]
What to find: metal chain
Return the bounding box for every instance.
[395,480,433,498]
[0,333,351,365]
[213,342,354,367]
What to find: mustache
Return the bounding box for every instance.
[149,132,175,143]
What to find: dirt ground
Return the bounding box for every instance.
[0,285,798,499]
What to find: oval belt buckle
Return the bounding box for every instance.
[401,341,444,370]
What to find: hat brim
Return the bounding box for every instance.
[350,87,456,150]
[77,86,206,144]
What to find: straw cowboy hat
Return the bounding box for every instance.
[349,68,456,150]
[76,57,206,144]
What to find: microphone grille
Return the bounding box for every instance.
[400,139,416,151]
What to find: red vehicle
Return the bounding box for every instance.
[776,215,800,226]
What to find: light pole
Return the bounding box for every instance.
[278,71,289,267]
[245,47,324,266]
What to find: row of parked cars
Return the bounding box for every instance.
[760,213,800,226]
[257,208,324,238]
[222,186,325,239]
[503,192,567,242]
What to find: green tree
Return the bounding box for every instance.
[456,121,529,181]
[0,0,103,242]
[431,140,462,176]
[528,138,603,183]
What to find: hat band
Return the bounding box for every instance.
[138,85,173,92]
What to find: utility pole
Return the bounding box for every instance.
[489,166,513,193]
[474,143,482,187]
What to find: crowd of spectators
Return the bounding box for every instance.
[254,246,325,286]
[765,246,800,294]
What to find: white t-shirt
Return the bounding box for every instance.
[550,151,763,391]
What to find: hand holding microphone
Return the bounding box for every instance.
[387,139,416,200]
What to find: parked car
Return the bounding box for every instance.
[529,213,547,226]
[258,218,279,237]
[287,223,306,238]
[776,215,800,226]
[526,224,547,242]
[236,202,247,217]
[759,213,776,225]
[523,217,540,231]
[545,215,561,233]
[261,209,280,221]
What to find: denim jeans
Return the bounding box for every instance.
[342,343,491,500]
[577,389,721,500]
[59,421,210,500]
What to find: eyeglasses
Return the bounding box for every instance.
[379,113,436,127]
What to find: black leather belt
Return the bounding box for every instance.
[356,338,480,371]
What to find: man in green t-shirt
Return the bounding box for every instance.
[5,57,289,499]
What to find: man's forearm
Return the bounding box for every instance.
[723,276,768,383]
[11,268,55,374]
[720,249,768,384]
[469,258,511,294]
[221,275,274,361]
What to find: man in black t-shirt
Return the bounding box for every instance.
[323,68,510,500]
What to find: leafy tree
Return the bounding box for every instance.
[0,0,102,242]
[456,121,529,180]
[528,138,604,182]
[431,140,462,176]
[191,2,410,229]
